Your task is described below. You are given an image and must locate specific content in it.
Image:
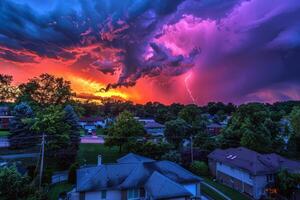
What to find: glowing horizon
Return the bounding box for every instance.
[1,0,300,105]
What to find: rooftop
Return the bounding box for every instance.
[76,153,202,198]
[208,147,300,175]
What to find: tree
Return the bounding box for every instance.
[240,119,272,153]
[178,104,201,125]
[68,162,79,184]
[164,118,191,148]
[288,107,300,158]
[18,73,74,106]
[64,105,80,152]
[0,74,17,102]
[0,166,35,200]
[190,161,209,177]
[194,131,217,152]
[221,103,274,153]
[276,170,300,198]
[31,106,73,169]
[161,150,182,164]
[128,141,172,160]
[9,103,38,149]
[105,111,145,152]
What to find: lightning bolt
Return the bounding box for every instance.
[184,72,197,104]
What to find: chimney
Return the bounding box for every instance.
[98,155,102,166]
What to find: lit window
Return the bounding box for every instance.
[127,189,139,200]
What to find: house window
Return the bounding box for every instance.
[127,189,139,200]
[266,174,274,182]
[101,190,107,199]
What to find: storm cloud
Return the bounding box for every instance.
[1,0,300,104]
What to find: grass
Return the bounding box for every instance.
[79,129,85,136]
[48,182,73,200]
[77,144,122,165]
[96,128,105,135]
[0,130,10,137]
[203,177,250,200]
[201,183,227,200]
[0,146,40,155]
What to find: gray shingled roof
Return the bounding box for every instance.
[77,154,202,193]
[145,171,192,199]
[143,121,165,128]
[208,147,300,175]
[117,153,155,163]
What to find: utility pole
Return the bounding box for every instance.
[39,133,45,190]
[190,135,194,163]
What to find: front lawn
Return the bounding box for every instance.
[96,128,105,135]
[48,182,73,200]
[77,144,122,165]
[201,183,227,200]
[203,177,250,200]
[0,130,10,137]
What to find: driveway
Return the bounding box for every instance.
[80,136,104,144]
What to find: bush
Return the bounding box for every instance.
[43,168,54,184]
[161,150,182,164]
[68,162,79,184]
[190,161,209,177]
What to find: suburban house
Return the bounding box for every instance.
[208,147,300,199]
[0,106,14,130]
[68,153,202,200]
[206,123,225,136]
[79,117,109,134]
[137,118,165,142]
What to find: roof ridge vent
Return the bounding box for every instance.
[226,155,233,159]
[231,155,237,160]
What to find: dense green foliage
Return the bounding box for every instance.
[128,141,172,160]
[190,161,209,177]
[0,74,17,103]
[276,170,300,198]
[288,107,300,158]
[105,111,145,152]
[0,166,46,200]
[164,118,191,148]
[17,73,74,107]
[68,162,79,184]
[9,103,38,149]
[221,103,283,153]
[31,105,80,169]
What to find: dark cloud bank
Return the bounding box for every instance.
[1,0,300,103]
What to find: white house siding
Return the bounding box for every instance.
[183,184,197,196]
[216,162,253,185]
[82,190,122,200]
[253,175,268,199]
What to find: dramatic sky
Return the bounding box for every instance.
[1,0,300,104]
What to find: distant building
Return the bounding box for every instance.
[206,123,225,136]
[79,117,110,134]
[68,153,202,200]
[208,147,300,199]
[137,118,165,137]
[0,106,13,130]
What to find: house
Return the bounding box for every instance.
[208,147,300,199]
[79,117,108,134]
[137,118,165,142]
[206,123,225,136]
[0,106,13,130]
[68,153,203,200]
